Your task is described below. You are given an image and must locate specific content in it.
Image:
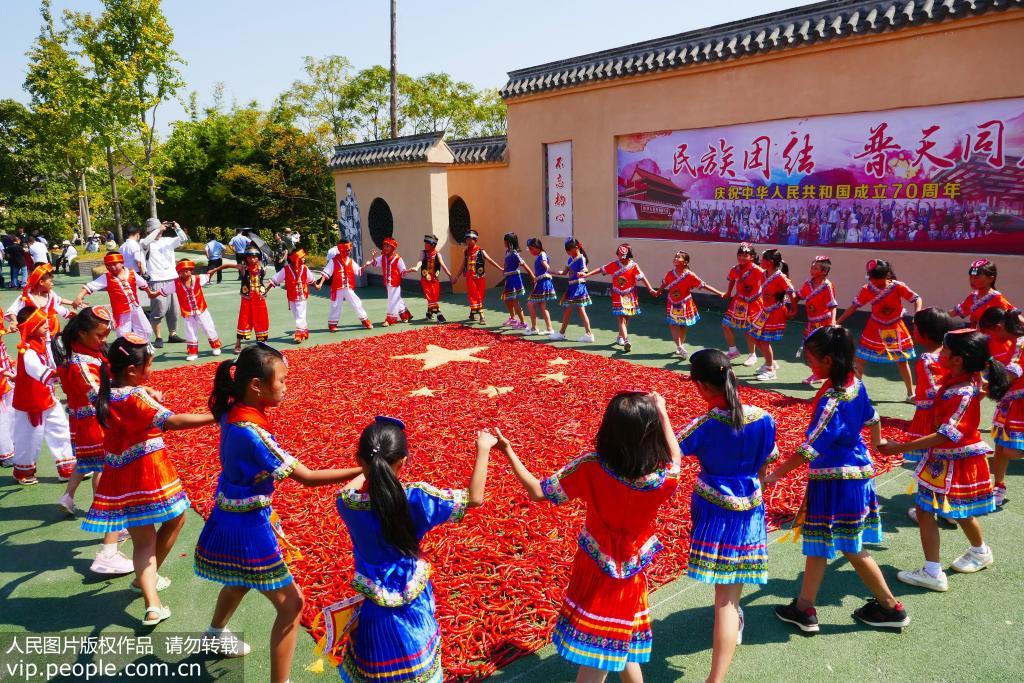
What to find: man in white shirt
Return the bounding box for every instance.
[118,226,147,277]
[141,218,187,348]
[27,235,49,267]
[205,236,226,284]
[55,240,77,274]
[229,229,250,280]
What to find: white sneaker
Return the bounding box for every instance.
[994,485,1007,507]
[897,567,949,592]
[57,493,76,516]
[521,327,538,336]
[615,336,625,345]
[951,547,994,573]
[754,363,769,375]
[726,348,741,360]
[742,354,758,367]
[736,606,744,646]
[90,549,135,575]
[186,355,198,362]
[549,332,566,341]
[677,348,689,360]
[577,333,595,343]
[755,370,777,382]
[201,629,251,658]
[212,348,222,356]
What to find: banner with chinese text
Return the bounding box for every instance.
[616,98,1024,254]
[546,141,573,238]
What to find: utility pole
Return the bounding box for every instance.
[389,0,398,138]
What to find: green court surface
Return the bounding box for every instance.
[1,261,1021,682]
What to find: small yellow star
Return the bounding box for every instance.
[479,385,514,398]
[391,344,491,371]
[537,371,569,384]
[408,387,439,397]
[547,357,570,366]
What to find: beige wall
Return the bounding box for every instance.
[447,164,512,290]
[501,12,1024,308]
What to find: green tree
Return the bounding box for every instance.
[404,72,479,137]
[343,65,414,142]
[278,55,357,152]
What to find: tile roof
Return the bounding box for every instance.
[447,136,508,165]
[328,131,445,170]
[501,0,1023,99]
[328,132,508,171]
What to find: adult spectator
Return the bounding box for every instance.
[284,228,300,249]
[205,235,226,284]
[28,235,49,267]
[229,228,250,281]
[119,226,147,276]
[141,218,187,348]
[273,233,287,271]
[7,237,27,288]
[55,240,77,274]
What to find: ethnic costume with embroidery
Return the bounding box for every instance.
[418,249,444,315]
[236,262,270,342]
[952,289,1013,326]
[795,377,883,559]
[81,387,188,532]
[83,270,154,339]
[529,252,557,302]
[194,405,300,591]
[851,280,920,363]
[600,260,646,317]
[175,272,222,356]
[915,375,995,518]
[796,279,838,340]
[540,454,679,671]
[55,343,107,475]
[677,406,778,584]
[993,341,1024,451]
[7,282,72,366]
[750,271,795,342]
[330,483,468,683]
[270,258,318,341]
[0,337,14,467]
[372,251,411,325]
[659,268,705,327]
[501,252,527,301]
[10,311,74,483]
[463,245,487,316]
[562,255,591,308]
[322,253,370,330]
[723,263,766,331]
[902,351,947,464]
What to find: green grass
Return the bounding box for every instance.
[1,263,1021,682]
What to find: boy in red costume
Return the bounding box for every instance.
[173,260,223,361]
[314,238,372,331]
[270,248,319,342]
[452,229,501,324]
[406,234,452,323]
[364,237,412,326]
[209,245,270,353]
[73,253,161,340]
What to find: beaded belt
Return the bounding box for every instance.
[215,491,273,512]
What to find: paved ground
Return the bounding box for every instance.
[0,262,1020,682]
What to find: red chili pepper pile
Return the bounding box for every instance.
[152,326,909,681]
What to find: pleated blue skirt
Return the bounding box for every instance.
[802,479,882,560]
[687,494,768,585]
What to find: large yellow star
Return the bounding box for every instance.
[547,357,571,366]
[391,344,491,371]
[537,371,569,384]
[479,385,513,398]
[408,387,439,397]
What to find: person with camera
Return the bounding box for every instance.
[141,218,187,348]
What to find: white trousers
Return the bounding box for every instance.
[328,289,368,326]
[385,285,408,320]
[116,306,154,340]
[0,391,13,462]
[183,310,221,350]
[13,404,73,471]
[291,299,309,332]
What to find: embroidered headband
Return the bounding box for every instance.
[465,229,479,241]
[18,307,48,343]
[24,263,53,293]
[616,243,631,257]
[813,255,830,263]
[288,249,306,266]
[968,258,992,275]
[91,305,113,323]
[176,259,196,273]
[103,252,124,267]
[382,237,398,250]
[423,234,438,246]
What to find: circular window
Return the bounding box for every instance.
[449,197,471,244]
[367,198,394,248]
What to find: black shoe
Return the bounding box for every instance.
[774,599,820,633]
[852,598,910,629]
[166,334,186,343]
[436,313,447,324]
[154,338,164,349]
[425,311,434,320]
[623,341,632,353]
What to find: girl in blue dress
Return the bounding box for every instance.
[523,237,556,336]
[500,232,534,330]
[332,417,493,682]
[677,348,777,682]
[194,344,362,681]
[550,237,595,343]
[766,326,910,633]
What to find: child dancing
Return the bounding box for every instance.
[653,250,724,359]
[405,235,452,323]
[269,249,318,343]
[549,238,594,343]
[721,243,765,367]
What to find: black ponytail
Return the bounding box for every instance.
[96,336,153,428]
[208,344,285,421]
[503,232,520,252]
[565,237,588,263]
[761,248,783,270]
[944,329,1011,401]
[804,326,855,388]
[526,237,543,251]
[52,306,109,368]
[690,349,745,431]
[1002,309,1024,337]
[987,359,1011,402]
[358,419,418,557]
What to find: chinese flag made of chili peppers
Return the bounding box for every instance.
[153,326,909,680]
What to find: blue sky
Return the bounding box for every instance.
[2,0,809,130]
